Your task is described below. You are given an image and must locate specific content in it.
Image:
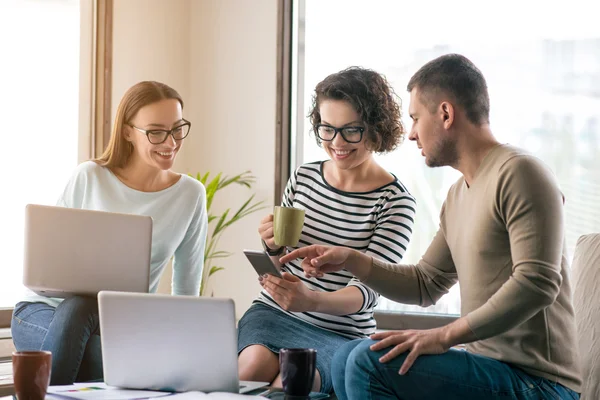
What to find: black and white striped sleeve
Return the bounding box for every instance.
[347,191,417,312]
[368,192,416,263]
[280,167,299,207]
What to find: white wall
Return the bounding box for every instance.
[112,0,278,318]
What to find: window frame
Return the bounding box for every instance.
[374,310,459,331]
[274,0,293,204]
[285,0,457,328]
[0,0,113,330]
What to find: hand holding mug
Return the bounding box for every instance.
[258,214,278,250]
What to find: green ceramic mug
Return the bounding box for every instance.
[273,206,305,247]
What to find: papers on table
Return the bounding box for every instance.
[46,383,263,400]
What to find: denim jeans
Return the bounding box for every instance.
[332,339,579,400]
[11,297,103,385]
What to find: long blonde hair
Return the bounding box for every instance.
[95,81,184,168]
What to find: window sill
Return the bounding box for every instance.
[0,360,13,397]
[0,329,14,363]
[0,328,15,396]
[374,310,459,331]
[0,309,12,330]
[0,330,10,341]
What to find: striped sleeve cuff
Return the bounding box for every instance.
[347,279,379,313]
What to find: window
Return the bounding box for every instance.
[291,0,600,316]
[0,0,92,309]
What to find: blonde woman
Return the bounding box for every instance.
[11,81,208,384]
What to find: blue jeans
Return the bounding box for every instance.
[238,303,351,393]
[11,297,103,385]
[332,339,579,400]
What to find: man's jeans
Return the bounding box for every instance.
[332,339,580,400]
[11,297,103,385]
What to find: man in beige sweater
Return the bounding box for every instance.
[280,54,582,399]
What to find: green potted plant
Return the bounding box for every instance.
[193,171,267,296]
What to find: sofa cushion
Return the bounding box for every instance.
[571,234,600,399]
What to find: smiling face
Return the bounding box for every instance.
[126,98,185,171]
[407,88,457,167]
[318,99,373,171]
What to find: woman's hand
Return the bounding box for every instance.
[258,214,280,251]
[261,272,317,312]
[279,245,355,278]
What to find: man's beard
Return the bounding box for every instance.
[425,135,458,168]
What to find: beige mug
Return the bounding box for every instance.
[273,206,305,247]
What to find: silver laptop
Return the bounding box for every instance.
[98,291,269,394]
[23,204,152,298]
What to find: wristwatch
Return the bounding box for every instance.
[265,246,284,256]
[263,241,284,256]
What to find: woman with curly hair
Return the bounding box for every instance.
[237,67,417,394]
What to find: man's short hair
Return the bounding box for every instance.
[407,54,490,125]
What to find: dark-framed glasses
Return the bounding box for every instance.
[315,124,364,144]
[129,119,191,144]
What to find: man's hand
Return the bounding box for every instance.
[279,245,350,277]
[370,328,450,375]
[370,317,477,375]
[279,244,371,280]
[262,272,317,312]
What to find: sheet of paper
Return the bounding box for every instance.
[46,383,264,400]
[47,382,173,400]
[168,392,263,400]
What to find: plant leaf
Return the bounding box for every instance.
[205,172,222,211]
[206,250,232,260]
[218,171,255,190]
[200,172,210,185]
[209,266,225,276]
[195,170,266,295]
[225,196,267,228]
[230,195,256,221]
[204,236,218,260]
[213,209,230,237]
[199,276,206,296]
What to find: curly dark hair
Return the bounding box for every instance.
[308,66,405,153]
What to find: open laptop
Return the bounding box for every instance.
[98,291,269,394]
[23,204,152,298]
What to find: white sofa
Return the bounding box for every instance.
[572,233,600,399]
[374,233,599,398]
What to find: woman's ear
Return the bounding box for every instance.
[123,125,132,142]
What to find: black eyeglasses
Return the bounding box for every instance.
[129,119,191,144]
[315,124,364,144]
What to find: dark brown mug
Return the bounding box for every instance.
[12,351,52,400]
[279,348,316,397]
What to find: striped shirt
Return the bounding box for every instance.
[255,161,416,338]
